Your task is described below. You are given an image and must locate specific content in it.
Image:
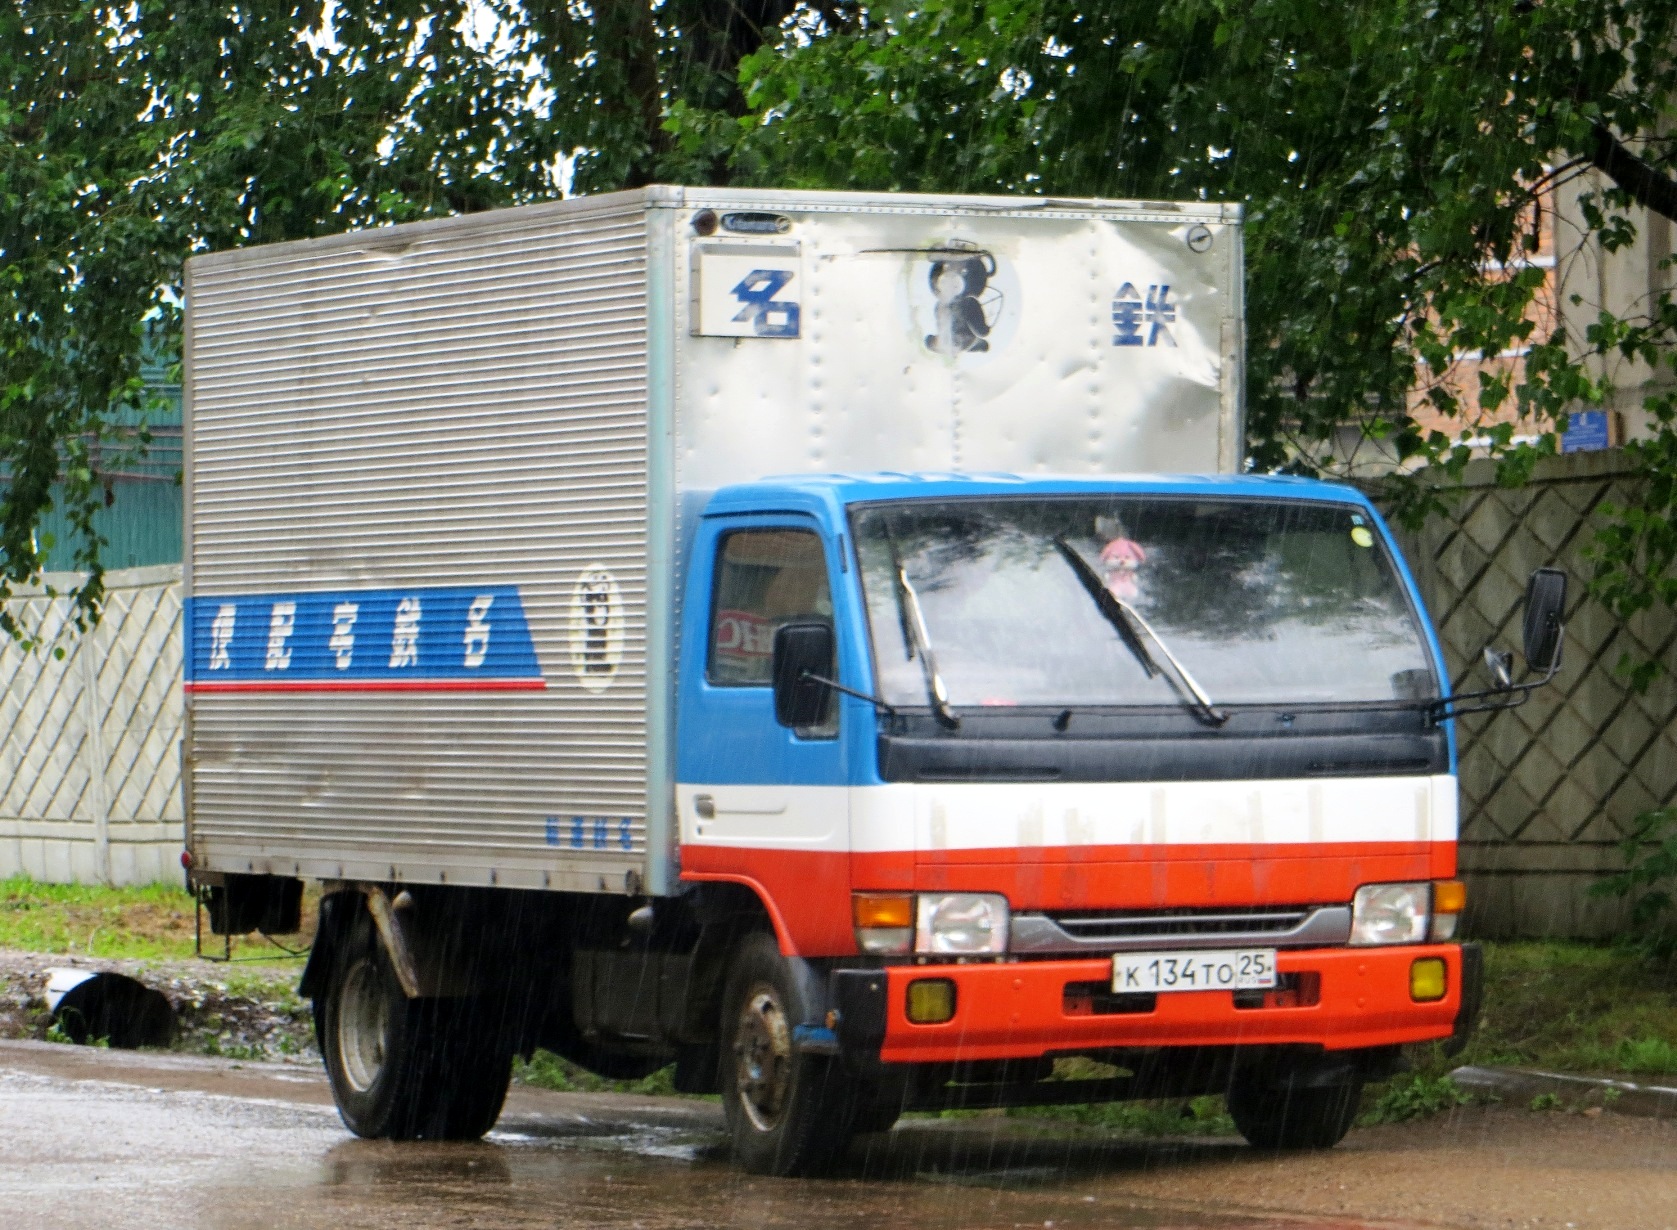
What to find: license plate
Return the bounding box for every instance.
[1112,949,1278,993]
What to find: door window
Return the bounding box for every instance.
[708,529,834,688]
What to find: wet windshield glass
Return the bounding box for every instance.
[851,496,1438,709]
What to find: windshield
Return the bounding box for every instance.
[851,496,1439,710]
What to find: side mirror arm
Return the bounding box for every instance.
[1426,640,1564,724]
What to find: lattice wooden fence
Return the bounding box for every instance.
[0,565,183,886]
[1392,450,1677,938]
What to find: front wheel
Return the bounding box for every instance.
[1227,1074,1363,1150]
[318,918,512,1141]
[720,933,859,1175]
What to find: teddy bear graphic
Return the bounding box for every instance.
[925,246,1001,355]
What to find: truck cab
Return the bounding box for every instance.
[672,472,1475,1166]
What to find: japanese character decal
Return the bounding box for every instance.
[1112,282,1177,347]
[208,605,236,671]
[264,602,296,671]
[329,602,359,669]
[462,595,494,668]
[729,269,800,338]
[389,597,421,669]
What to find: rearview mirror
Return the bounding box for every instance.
[771,621,835,729]
[1522,568,1567,674]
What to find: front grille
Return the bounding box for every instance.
[1046,905,1314,945]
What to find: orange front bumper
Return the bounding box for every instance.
[876,945,1461,1064]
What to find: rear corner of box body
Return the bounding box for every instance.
[641,199,681,896]
[184,193,662,896]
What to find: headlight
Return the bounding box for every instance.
[1350,882,1430,946]
[915,893,1009,955]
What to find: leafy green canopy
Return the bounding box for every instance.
[668,0,1677,664]
[4,0,1675,660]
[0,0,793,636]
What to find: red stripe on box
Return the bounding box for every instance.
[184,678,547,694]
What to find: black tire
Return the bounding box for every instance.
[719,933,860,1175]
[317,919,512,1141]
[849,1097,902,1136]
[1227,1074,1363,1150]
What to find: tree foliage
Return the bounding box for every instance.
[670,0,1677,667]
[0,0,792,635]
[5,0,1677,661]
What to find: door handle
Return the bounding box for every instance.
[694,794,716,819]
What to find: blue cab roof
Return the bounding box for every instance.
[702,471,1377,520]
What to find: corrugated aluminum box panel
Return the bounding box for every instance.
[185,193,659,895]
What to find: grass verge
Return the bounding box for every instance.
[1448,941,1677,1076]
[0,873,316,962]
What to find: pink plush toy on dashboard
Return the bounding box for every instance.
[1100,536,1147,601]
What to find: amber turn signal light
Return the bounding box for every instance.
[1433,880,1467,914]
[854,893,914,955]
[1430,880,1466,942]
[853,893,913,929]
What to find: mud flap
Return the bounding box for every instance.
[1445,941,1485,1057]
[829,969,888,1067]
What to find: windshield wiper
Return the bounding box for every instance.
[1054,538,1229,727]
[886,541,959,729]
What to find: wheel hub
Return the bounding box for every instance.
[732,987,792,1132]
[336,956,392,1094]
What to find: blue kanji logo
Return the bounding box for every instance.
[731,269,800,338]
[1112,282,1177,347]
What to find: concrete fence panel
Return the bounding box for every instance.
[0,565,183,886]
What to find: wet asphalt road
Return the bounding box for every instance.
[4,1040,1675,1230]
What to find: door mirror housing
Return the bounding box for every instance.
[1522,568,1567,674]
[772,621,835,729]
[1434,567,1568,723]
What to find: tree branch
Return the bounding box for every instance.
[1589,122,1677,224]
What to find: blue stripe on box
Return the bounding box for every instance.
[184,585,543,692]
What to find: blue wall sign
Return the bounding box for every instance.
[1561,410,1612,453]
[184,585,543,692]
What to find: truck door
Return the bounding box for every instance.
[676,518,851,952]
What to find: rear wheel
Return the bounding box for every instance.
[1227,1073,1363,1150]
[720,933,860,1175]
[318,919,512,1141]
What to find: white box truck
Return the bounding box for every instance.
[182,186,1556,1173]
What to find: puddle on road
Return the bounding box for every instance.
[307,1132,1351,1230]
[0,1062,1399,1230]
